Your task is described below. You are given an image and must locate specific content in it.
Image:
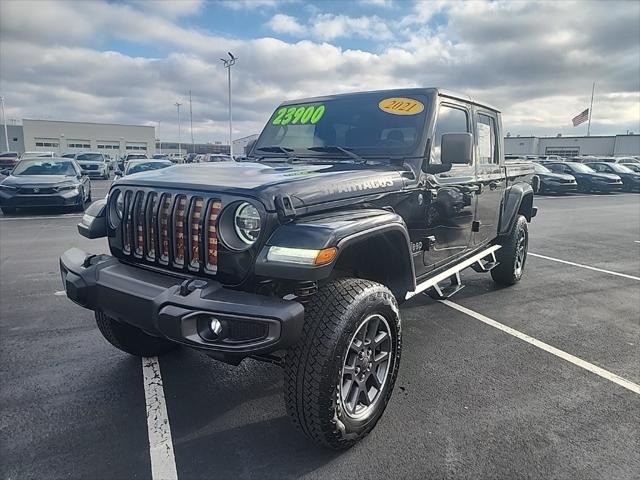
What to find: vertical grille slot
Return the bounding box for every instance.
[134,192,145,257]
[146,193,158,260]
[159,194,172,264]
[189,197,204,270]
[205,200,222,273]
[173,195,187,266]
[122,190,134,254]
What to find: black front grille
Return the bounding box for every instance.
[18,187,56,194]
[117,189,221,275]
[81,164,100,170]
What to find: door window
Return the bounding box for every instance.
[477,114,498,164]
[431,104,469,164]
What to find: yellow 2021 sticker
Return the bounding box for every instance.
[378,97,424,116]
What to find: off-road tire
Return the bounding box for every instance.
[95,312,177,356]
[284,278,402,450]
[1,207,17,215]
[491,214,528,286]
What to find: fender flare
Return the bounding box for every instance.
[254,209,416,294]
[498,183,535,235]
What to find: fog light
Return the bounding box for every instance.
[209,317,223,337]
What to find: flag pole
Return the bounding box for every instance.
[587,82,595,136]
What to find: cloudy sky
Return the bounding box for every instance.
[1,0,639,143]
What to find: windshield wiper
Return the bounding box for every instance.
[306,146,366,164]
[255,146,294,157]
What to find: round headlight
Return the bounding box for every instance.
[115,191,124,219]
[234,202,261,245]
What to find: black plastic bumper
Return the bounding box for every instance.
[60,248,305,361]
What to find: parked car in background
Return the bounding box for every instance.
[620,162,640,173]
[545,161,623,193]
[116,159,173,176]
[531,162,577,194]
[185,153,198,163]
[586,162,640,192]
[103,154,115,170]
[73,152,110,179]
[21,151,55,158]
[168,153,185,164]
[61,152,76,158]
[118,152,149,171]
[614,156,640,165]
[0,157,91,214]
[0,151,20,169]
[152,153,170,160]
[194,153,234,163]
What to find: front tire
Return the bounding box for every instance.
[284,278,402,450]
[491,215,528,286]
[95,312,177,356]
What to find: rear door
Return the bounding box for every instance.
[472,110,505,246]
[422,100,476,271]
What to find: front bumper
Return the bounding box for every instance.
[592,181,624,191]
[0,190,82,207]
[59,248,305,362]
[542,180,577,192]
[81,169,106,177]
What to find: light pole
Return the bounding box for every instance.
[157,120,161,154]
[189,90,194,156]
[175,102,182,157]
[220,52,237,158]
[0,96,9,152]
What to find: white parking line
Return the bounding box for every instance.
[142,357,178,480]
[529,252,640,281]
[0,214,83,221]
[441,300,640,395]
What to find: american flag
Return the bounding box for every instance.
[572,108,589,126]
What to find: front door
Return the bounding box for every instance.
[422,101,476,271]
[472,110,504,246]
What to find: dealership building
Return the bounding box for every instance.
[505,134,639,157]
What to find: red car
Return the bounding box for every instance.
[0,151,19,169]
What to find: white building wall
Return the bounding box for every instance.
[613,135,640,155]
[505,134,639,156]
[22,119,155,156]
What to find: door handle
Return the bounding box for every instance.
[464,185,481,193]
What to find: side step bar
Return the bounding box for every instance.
[405,245,501,300]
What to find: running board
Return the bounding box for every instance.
[405,245,501,300]
[470,250,499,273]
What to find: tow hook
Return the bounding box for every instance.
[179,278,208,296]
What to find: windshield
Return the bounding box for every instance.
[127,154,147,160]
[0,152,17,158]
[76,153,103,162]
[608,164,633,173]
[254,93,430,160]
[126,161,172,175]
[533,163,551,174]
[567,163,595,173]
[13,159,77,176]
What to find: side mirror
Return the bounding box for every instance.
[441,133,473,165]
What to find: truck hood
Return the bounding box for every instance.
[115,162,407,211]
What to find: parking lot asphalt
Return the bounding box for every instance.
[1,182,639,480]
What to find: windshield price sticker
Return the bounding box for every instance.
[378,97,424,116]
[273,104,326,126]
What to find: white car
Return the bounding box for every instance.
[21,151,56,159]
[73,152,110,179]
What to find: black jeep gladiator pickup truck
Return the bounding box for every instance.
[60,88,536,449]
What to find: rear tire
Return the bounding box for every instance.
[284,278,402,450]
[491,215,528,286]
[1,207,17,215]
[96,312,177,356]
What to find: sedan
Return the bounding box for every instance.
[545,162,624,193]
[586,162,640,192]
[532,162,577,194]
[0,157,91,214]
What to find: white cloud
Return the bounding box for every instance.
[0,0,638,141]
[130,0,204,17]
[221,0,285,10]
[266,14,306,36]
[359,0,394,7]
